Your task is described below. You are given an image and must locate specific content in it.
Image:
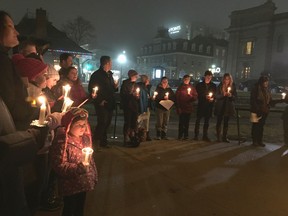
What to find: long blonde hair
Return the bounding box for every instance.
[221,73,233,93]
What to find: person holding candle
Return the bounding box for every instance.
[194,70,217,142]
[250,75,282,147]
[120,70,141,146]
[175,75,198,140]
[88,56,118,148]
[52,66,88,109]
[154,76,175,140]
[50,107,98,216]
[214,73,237,142]
[137,75,153,141]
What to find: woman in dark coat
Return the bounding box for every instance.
[175,75,198,140]
[250,76,281,147]
[214,73,237,142]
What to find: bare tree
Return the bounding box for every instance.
[62,16,96,46]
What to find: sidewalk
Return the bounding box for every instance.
[36,137,288,216]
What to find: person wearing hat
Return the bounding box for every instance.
[120,69,141,146]
[194,70,217,142]
[50,107,98,215]
[88,56,118,148]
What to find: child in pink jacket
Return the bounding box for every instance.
[50,108,97,216]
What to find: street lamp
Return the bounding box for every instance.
[117,50,127,82]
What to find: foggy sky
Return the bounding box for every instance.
[2,0,288,56]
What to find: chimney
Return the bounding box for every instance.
[35,8,47,38]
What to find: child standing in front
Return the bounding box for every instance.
[50,108,98,216]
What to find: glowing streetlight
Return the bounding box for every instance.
[117,51,127,82]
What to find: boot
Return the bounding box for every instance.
[161,131,168,140]
[146,131,152,141]
[222,127,230,143]
[216,126,221,142]
[202,124,211,142]
[156,131,161,140]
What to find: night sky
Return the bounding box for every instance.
[2,0,288,56]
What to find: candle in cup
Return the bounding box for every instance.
[136,87,140,95]
[165,92,169,97]
[227,87,231,93]
[92,86,98,96]
[282,93,286,99]
[82,147,94,166]
[153,91,158,99]
[63,85,71,98]
[38,96,46,125]
[113,75,119,83]
[187,88,191,94]
[208,92,213,97]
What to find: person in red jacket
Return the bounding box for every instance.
[175,75,198,140]
[50,108,98,216]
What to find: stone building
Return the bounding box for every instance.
[226,0,288,81]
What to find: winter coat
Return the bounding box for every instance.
[138,82,152,114]
[195,81,217,117]
[120,79,140,113]
[250,84,272,115]
[154,84,176,110]
[88,67,117,111]
[0,45,36,130]
[52,78,88,108]
[50,127,98,196]
[214,83,237,116]
[175,83,198,114]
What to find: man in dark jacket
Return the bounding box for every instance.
[88,56,118,148]
[194,70,217,141]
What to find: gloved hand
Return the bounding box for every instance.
[46,112,64,130]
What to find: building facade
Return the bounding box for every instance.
[136,27,228,80]
[226,0,288,82]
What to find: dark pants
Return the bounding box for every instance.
[194,115,210,137]
[216,116,230,131]
[62,192,86,216]
[123,108,138,137]
[178,113,191,138]
[94,105,113,146]
[251,114,267,144]
[283,106,288,145]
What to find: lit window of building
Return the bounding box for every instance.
[244,41,254,55]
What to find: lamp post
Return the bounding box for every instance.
[117,51,127,84]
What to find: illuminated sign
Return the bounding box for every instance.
[168,25,181,34]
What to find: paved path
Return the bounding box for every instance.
[36,137,288,216]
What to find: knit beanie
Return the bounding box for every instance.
[12,53,47,81]
[128,69,138,78]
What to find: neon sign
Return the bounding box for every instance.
[168,25,181,34]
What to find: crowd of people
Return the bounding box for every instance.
[1,10,288,216]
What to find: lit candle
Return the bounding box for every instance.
[282,93,286,99]
[208,92,213,97]
[153,91,158,99]
[82,147,94,166]
[165,92,169,99]
[113,75,119,83]
[136,87,140,96]
[92,86,98,96]
[187,88,191,94]
[62,97,74,113]
[38,96,46,125]
[227,87,231,93]
[63,85,71,98]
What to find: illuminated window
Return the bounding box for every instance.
[241,66,250,79]
[244,41,254,55]
[155,69,161,78]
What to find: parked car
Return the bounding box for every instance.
[238,79,286,93]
